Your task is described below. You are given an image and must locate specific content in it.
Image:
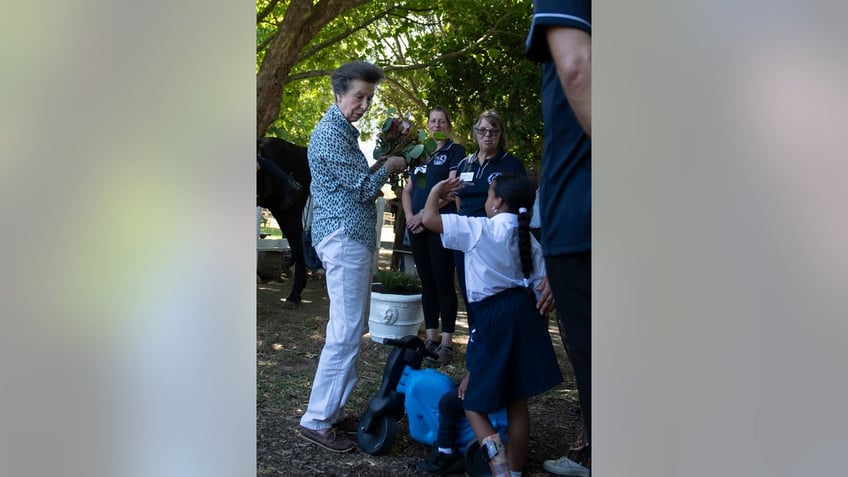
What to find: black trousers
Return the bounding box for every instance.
[409,229,458,333]
[436,384,464,449]
[453,250,475,328]
[545,252,591,441]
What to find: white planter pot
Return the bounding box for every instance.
[368,291,424,343]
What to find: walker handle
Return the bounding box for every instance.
[381,336,439,359]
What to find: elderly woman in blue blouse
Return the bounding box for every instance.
[298,61,407,452]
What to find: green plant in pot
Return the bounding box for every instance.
[372,268,422,295]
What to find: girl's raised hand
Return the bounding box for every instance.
[434,177,464,200]
[424,178,463,233]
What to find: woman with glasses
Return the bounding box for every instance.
[451,110,527,327]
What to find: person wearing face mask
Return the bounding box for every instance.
[451,110,527,328]
[298,60,407,452]
[401,106,467,366]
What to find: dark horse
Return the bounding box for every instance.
[257,137,311,308]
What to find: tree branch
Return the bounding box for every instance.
[382,34,489,72]
[257,26,277,54]
[382,76,427,112]
[296,6,392,63]
[286,34,489,83]
[257,0,280,24]
[257,0,369,135]
[296,5,439,63]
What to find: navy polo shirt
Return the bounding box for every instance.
[409,140,467,214]
[526,0,591,256]
[452,151,527,218]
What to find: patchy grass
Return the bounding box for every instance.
[257,270,584,476]
[260,226,282,239]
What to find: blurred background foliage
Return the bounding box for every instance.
[257,0,541,169]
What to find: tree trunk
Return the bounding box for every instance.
[256,0,369,137]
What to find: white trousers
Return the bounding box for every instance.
[300,227,373,430]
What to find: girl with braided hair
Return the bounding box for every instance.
[422,174,562,477]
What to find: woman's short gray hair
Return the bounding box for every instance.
[331,61,385,95]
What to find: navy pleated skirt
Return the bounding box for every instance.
[463,287,564,413]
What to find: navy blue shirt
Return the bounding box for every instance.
[409,140,467,214]
[452,151,527,218]
[526,0,591,256]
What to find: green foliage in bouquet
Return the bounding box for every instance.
[372,108,445,188]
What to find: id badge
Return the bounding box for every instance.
[459,171,474,183]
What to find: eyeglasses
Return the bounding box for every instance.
[475,127,501,136]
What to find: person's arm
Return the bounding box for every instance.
[444,144,466,212]
[449,156,465,211]
[309,128,404,202]
[458,373,469,401]
[547,26,591,137]
[402,178,424,233]
[422,178,463,233]
[535,276,555,315]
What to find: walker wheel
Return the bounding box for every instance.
[464,440,493,477]
[357,415,397,455]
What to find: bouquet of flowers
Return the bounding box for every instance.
[370,108,445,188]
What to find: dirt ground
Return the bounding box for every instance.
[257,253,585,476]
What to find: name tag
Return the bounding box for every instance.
[459,172,474,183]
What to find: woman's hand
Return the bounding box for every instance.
[406,211,425,234]
[385,155,407,174]
[368,156,387,174]
[536,276,556,315]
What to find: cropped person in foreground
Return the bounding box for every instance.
[526,1,592,474]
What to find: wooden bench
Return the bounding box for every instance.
[256,238,290,252]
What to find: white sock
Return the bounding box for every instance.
[437,446,453,454]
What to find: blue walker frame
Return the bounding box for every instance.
[357,335,507,476]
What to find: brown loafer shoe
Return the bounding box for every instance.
[332,417,361,434]
[298,427,356,453]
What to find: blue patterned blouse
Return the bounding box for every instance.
[307,104,391,252]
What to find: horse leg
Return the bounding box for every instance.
[274,205,307,307]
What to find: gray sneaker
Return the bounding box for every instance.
[542,455,590,476]
[424,339,439,354]
[433,344,454,366]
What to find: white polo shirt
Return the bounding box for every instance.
[441,213,546,303]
